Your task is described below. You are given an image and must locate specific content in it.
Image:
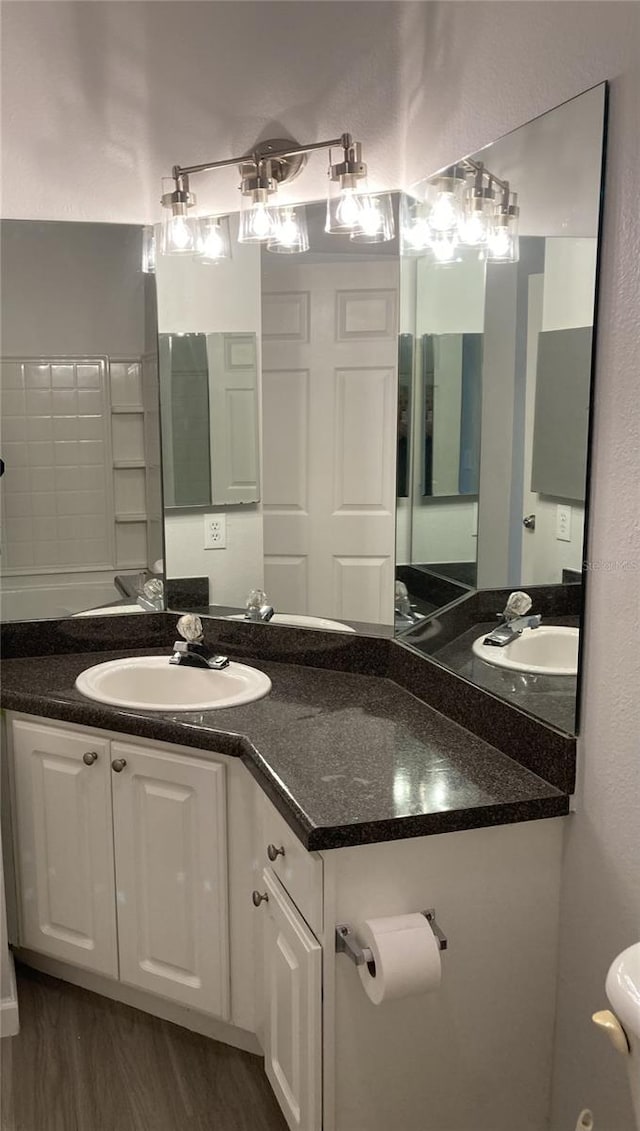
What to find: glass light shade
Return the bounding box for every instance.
[400,194,432,256]
[197,215,232,263]
[325,176,366,234]
[425,168,467,234]
[267,205,309,254]
[429,232,460,264]
[350,193,395,243]
[458,191,495,247]
[161,208,202,255]
[486,213,520,263]
[238,194,276,243]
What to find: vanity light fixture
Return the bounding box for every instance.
[161,131,395,257]
[401,159,519,264]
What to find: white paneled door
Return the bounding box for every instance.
[11,720,118,977]
[262,259,398,625]
[111,742,230,1017]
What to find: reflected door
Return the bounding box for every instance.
[262,259,397,625]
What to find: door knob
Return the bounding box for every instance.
[267,844,285,861]
[82,751,98,766]
[252,890,269,907]
[522,514,536,530]
[111,758,127,773]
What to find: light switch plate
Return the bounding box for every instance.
[556,504,572,542]
[204,514,226,550]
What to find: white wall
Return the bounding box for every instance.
[1,3,639,1126]
[156,216,263,604]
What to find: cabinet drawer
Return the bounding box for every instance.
[259,795,322,937]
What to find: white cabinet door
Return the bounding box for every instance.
[111,742,230,1017]
[262,868,322,1131]
[11,719,118,977]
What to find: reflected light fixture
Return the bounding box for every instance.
[486,188,520,262]
[197,215,231,262]
[267,205,309,254]
[403,159,519,266]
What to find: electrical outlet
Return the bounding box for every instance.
[556,504,572,542]
[204,514,226,550]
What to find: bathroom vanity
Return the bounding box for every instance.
[0,624,569,1131]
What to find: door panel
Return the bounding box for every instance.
[11,720,117,976]
[262,868,322,1131]
[111,742,229,1017]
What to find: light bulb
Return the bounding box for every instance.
[402,218,431,251]
[359,197,382,236]
[459,211,490,246]
[336,188,361,229]
[429,192,460,233]
[488,226,511,258]
[169,215,192,251]
[278,210,299,246]
[431,233,458,263]
[251,203,272,240]
[201,224,224,259]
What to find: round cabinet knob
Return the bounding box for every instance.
[111,758,127,773]
[82,751,98,766]
[522,514,536,530]
[267,843,285,862]
[252,890,269,908]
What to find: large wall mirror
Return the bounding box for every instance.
[156,202,399,634]
[396,84,607,735]
[0,221,164,621]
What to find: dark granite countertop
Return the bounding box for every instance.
[0,645,568,851]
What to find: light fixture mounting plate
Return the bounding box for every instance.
[241,138,308,186]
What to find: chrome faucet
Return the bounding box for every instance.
[394,580,422,626]
[244,589,274,623]
[482,591,541,647]
[136,577,164,613]
[169,614,229,670]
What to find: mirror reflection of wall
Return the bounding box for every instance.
[157,201,400,631]
[0,221,163,622]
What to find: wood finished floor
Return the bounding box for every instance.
[1,964,287,1131]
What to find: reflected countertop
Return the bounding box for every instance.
[0,645,568,850]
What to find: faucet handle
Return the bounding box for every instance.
[177,613,204,643]
[246,588,269,611]
[501,591,532,621]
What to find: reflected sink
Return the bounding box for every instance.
[75,656,272,712]
[74,604,144,617]
[472,626,579,676]
[227,612,355,633]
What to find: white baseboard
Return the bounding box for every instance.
[14,948,260,1055]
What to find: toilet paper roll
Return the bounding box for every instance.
[357,913,442,1005]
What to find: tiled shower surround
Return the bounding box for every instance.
[0,356,160,617]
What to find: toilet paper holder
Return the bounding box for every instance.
[336,909,448,968]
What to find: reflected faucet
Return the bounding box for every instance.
[394,580,423,627]
[244,589,274,623]
[482,591,541,647]
[136,576,164,612]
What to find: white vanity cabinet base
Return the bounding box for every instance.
[321,817,565,1131]
[10,720,118,977]
[111,741,229,1018]
[262,868,322,1131]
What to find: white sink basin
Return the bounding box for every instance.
[74,604,144,617]
[472,625,579,676]
[75,656,272,712]
[227,612,355,633]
